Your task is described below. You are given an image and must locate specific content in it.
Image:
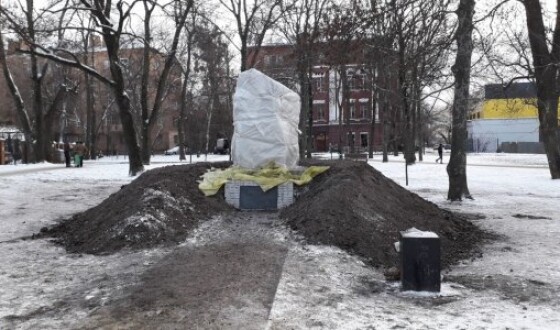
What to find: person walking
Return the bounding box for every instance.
[63,141,71,167]
[74,141,88,167]
[436,143,443,164]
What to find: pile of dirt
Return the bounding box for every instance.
[281,160,490,268]
[45,159,488,269]
[44,162,233,254]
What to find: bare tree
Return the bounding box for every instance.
[176,10,199,161]
[280,0,330,158]
[385,0,454,164]
[322,2,370,155]
[367,1,399,162]
[138,0,194,164]
[193,22,233,155]
[518,0,560,179]
[10,0,146,175]
[0,0,74,163]
[447,0,474,200]
[219,0,288,72]
[75,15,98,159]
[0,32,33,161]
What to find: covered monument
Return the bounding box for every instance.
[231,69,301,169]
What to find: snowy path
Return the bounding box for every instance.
[81,214,289,329]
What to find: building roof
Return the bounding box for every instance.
[485,82,537,100]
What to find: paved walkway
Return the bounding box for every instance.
[82,214,289,329]
[0,165,63,177]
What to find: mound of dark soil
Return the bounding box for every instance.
[45,159,488,268]
[281,160,489,268]
[44,162,233,254]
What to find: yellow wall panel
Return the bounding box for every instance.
[480,98,560,119]
[481,99,538,119]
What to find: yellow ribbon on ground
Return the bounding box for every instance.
[198,162,330,196]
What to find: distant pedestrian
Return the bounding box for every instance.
[63,141,71,167]
[436,144,443,164]
[74,141,88,167]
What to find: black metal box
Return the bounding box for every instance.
[400,229,441,292]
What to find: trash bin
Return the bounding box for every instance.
[400,227,441,292]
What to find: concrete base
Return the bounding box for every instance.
[225,180,294,210]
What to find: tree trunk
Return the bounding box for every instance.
[306,66,313,159]
[105,34,143,175]
[382,110,389,162]
[447,0,474,200]
[44,86,67,162]
[27,0,45,162]
[115,91,143,175]
[335,69,343,156]
[369,99,376,158]
[205,91,214,155]
[414,85,423,162]
[522,0,560,179]
[178,78,188,161]
[31,67,45,163]
[400,87,415,164]
[341,67,354,154]
[141,120,151,164]
[85,51,96,160]
[297,49,308,159]
[240,40,248,72]
[141,3,154,165]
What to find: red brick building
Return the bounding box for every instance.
[0,38,181,156]
[247,42,398,152]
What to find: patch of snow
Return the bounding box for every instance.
[141,188,193,212]
[401,227,439,238]
[123,213,165,229]
[398,283,462,298]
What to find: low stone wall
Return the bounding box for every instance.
[500,142,545,154]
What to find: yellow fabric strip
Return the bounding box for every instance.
[198,162,330,196]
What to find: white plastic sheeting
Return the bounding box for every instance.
[231,69,301,169]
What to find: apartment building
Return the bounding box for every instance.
[247,41,398,153]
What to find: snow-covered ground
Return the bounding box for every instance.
[1,152,559,329]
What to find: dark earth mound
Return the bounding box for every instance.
[44,159,489,269]
[44,162,233,254]
[280,160,490,268]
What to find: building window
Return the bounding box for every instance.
[315,104,325,120]
[360,132,368,148]
[361,103,369,119]
[375,102,380,123]
[349,103,356,119]
[347,132,356,146]
[314,76,324,92]
[347,68,366,90]
[264,55,283,67]
[348,76,355,90]
[264,55,272,66]
[345,68,354,90]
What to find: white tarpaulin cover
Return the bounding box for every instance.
[231,69,301,169]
